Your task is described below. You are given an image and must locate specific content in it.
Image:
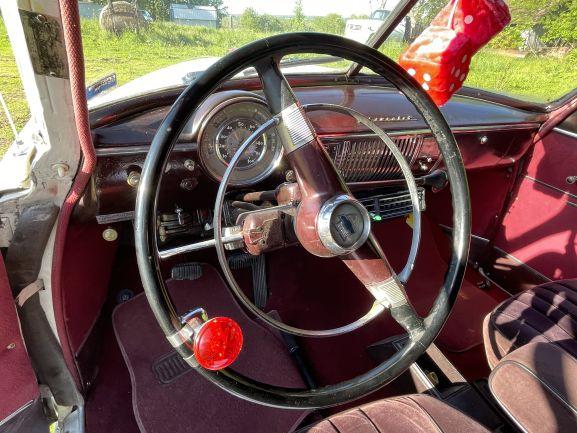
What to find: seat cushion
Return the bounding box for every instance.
[483,279,577,368]
[303,394,489,433]
[489,342,577,433]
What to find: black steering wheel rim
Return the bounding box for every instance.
[134,32,471,409]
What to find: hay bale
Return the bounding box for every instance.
[99,1,145,34]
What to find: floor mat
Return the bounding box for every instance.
[113,265,308,433]
[261,216,501,389]
[85,321,140,433]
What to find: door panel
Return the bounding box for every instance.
[495,127,577,280]
[0,254,39,425]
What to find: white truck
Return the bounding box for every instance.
[345,9,406,44]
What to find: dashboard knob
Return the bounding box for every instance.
[184,159,196,172]
[127,170,140,188]
[180,178,198,191]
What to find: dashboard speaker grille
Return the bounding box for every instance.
[322,135,424,182]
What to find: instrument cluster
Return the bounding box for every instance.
[197,96,283,186]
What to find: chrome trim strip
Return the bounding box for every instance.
[320,123,540,141]
[490,244,552,284]
[95,142,196,157]
[524,175,577,202]
[94,123,540,157]
[0,400,35,427]
[553,127,577,140]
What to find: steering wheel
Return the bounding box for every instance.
[134,33,471,409]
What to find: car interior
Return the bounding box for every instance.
[1,1,577,433]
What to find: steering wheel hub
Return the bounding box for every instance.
[316,195,371,256]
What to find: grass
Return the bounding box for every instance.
[1,18,576,153]
[0,20,30,155]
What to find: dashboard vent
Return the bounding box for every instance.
[322,135,424,182]
[359,188,426,221]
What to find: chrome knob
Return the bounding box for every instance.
[127,171,140,187]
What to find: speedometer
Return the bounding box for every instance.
[198,97,282,186]
[216,118,266,168]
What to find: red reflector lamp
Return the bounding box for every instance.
[193,317,243,370]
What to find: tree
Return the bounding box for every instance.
[309,14,345,35]
[239,8,284,32]
[490,0,577,48]
[239,7,260,30]
[409,0,445,32]
[290,0,308,31]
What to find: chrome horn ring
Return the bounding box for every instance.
[213,104,422,338]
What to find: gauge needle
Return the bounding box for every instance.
[230,130,241,143]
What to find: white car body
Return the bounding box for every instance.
[89,58,334,109]
[345,9,405,44]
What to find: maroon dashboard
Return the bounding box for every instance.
[83,78,544,237]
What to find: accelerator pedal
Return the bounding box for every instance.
[228,253,268,309]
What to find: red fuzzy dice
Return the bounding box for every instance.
[399,0,511,106]
[400,26,472,106]
[432,0,511,51]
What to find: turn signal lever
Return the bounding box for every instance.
[420,169,448,192]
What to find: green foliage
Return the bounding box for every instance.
[410,0,445,28]
[490,0,577,48]
[238,6,344,34]
[541,0,577,44]
[289,0,308,31]
[239,8,283,32]
[2,17,577,153]
[238,8,260,31]
[309,14,345,34]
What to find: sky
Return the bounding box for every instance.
[222,0,400,17]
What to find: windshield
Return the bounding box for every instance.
[2,0,577,150]
[375,0,577,103]
[81,0,370,105]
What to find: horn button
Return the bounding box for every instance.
[317,195,371,255]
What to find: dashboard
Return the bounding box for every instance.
[84,79,543,234]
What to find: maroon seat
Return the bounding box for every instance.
[302,394,489,433]
[483,279,577,368]
[489,342,577,433]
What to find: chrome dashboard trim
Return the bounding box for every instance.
[93,122,540,157]
[95,142,196,157]
[319,122,540,141]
